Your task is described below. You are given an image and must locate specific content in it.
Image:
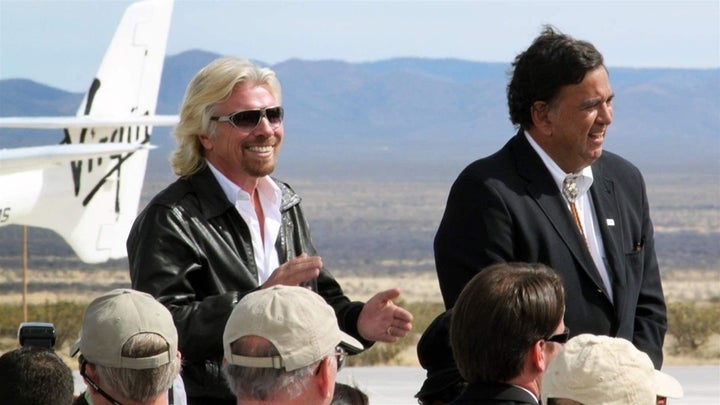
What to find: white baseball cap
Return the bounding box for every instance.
[542,334,683,404]
[223,285,363,371]
[70,288,177,370]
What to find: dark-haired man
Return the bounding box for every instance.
[435,25,666,368]
[450,262,566,404]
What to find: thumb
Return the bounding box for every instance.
[376,288,401,302]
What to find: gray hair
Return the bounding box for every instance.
[94,333,181,402]
[170,57,282,177]
[222,337,324,401]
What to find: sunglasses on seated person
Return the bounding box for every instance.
[211,106,284,132]
[544,327,570,344]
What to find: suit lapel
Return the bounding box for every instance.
[589,159,626,309]
[512,133,608,290]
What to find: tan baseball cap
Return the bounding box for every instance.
[223,285,363,371]
[69,288,177,370]
[542,334,683,404]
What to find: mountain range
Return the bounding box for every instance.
[1,50,718,184]
[0,52,717,272]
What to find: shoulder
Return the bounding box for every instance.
[271,177,302,210]
[144,177,199,210]
[136,169,229,223]
[594,150,644,181]
[457,134,527,181]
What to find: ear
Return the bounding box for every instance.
[316,356,336,401]
[530,101,554,136]
[82,363,99,391]
[529,339,549,372]
[198,134,213,151]
[85,362,97,378]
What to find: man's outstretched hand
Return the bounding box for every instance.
[357,288,413,343]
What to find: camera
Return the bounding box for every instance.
[18,322,56,349]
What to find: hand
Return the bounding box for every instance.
[261,253,322,288]
[357,288,413,343]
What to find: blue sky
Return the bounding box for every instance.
[1,0,718,92]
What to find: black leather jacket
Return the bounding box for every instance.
[127,166,367,400]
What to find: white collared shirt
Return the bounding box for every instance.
[525,132,613,302]
[207,162,282,284]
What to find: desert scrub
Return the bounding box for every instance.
[0,301,84,350]
[667,300,720,354]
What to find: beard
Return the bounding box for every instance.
[242,153,277,177]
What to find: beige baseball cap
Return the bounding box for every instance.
[542,334,683,404]
[223,285,363,371]
[69,288,177,370]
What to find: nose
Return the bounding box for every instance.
[253,115,275,134]
[597,102,613,125]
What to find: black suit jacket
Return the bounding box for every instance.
[451,381,538,404]
[434,131,667,367]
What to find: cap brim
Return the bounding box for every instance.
[69,339,81,357]
[654,370,684,398]
[339,331,364,355]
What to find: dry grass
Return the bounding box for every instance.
[1,266,717,308]
[1,266,718,367]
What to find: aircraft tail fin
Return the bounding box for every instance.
[2,0,174,263]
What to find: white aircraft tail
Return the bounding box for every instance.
[0,0,175,263]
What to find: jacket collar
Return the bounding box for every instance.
[187,165,301,218]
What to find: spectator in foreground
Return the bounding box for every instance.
[450,262,566,404]
[415,309,466,404]
[542,334,683,405]
[222,285,364,404]
[0,346,74,405]
[70,288,182,405]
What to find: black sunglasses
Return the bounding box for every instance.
[80,358,124,405]
[210,106,284,132]
[544,327,570,344]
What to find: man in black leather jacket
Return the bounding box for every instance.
[127,57,413,404]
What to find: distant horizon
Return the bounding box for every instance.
[1,0,718,92]
[2,50,718,95]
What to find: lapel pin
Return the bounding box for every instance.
[606,219,615,226]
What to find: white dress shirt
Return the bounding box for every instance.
[525,132,613,302]
[207,162,282,284]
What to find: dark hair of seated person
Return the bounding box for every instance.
[332,382,369,405]
[0,346,74,405]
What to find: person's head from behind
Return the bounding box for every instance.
[542,334,684,405]
[331,382,369,405]
[450,262,565,392]
[222,285,363,404]
[415,309,467,405]
[508,25,613,173]
[70,288,181,404]
[0,346,74,405]
[172,57,284,179]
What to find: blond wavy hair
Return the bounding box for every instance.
[170,57,282,177]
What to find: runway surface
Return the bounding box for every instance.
[73,365,719,404]
[336,365,720,404]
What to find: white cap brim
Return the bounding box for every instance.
[654,370,684,398]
